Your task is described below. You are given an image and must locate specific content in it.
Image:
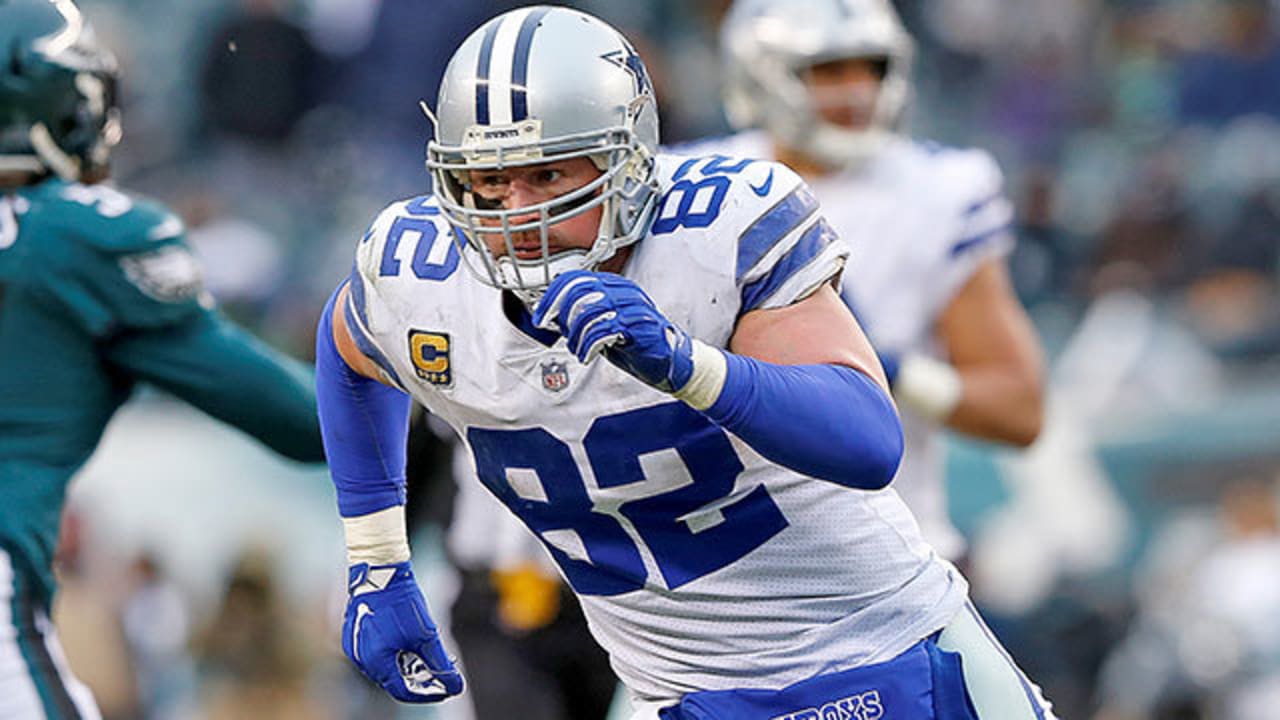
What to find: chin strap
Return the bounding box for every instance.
[28,123,81,181]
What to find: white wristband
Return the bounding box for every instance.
[671,339,728,411]
[895,354,963,422]
[342,505,411,566]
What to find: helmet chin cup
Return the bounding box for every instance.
[29,123,81,181]
[802,126,893,170]
[496,256,569,310]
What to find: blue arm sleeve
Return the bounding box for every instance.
[316,285,411,517]
[703,356,903,490]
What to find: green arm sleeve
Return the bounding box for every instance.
[103,310,326,463]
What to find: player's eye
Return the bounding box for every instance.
[532,168,562,185]
[475,173,509,189]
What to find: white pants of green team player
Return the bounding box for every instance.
[626,601,1057,720]
[0,550,101,720]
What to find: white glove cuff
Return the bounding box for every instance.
[672,339,728,411]
[895,354,963,422]
[343,505,411,566]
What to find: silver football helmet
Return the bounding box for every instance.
[721,0,913,167]
[425,6,660,301]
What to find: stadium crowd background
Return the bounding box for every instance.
[49,0,1280,718]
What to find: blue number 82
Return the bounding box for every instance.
[651,155,755,235]
[467,402,788,596]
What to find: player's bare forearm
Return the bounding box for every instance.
[947,365,1043,446]
[938,260,1044,447]
[731,283,891,393]
[333,282,391,383]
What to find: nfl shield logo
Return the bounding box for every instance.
[541,360,570,392]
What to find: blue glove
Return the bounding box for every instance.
[342,561,464,703]
[532,270,695,393]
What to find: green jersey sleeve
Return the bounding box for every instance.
[103,311,325,463]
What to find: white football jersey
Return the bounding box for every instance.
[345,153,967,702]
[679,131,1016,560]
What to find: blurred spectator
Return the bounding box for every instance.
[1096,474,1280,720]
[1009,166,1080,306]
[121,553,197,720]
[52,509,140,720]
[198,0,323,144]
[178,190,286,330]
[1088,147,1196,297]
[1177,0,1280,126]
[194,547,328,720]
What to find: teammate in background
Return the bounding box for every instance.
[318,6,1055,719]
[709,0,1045,562]
[0,2,324,717]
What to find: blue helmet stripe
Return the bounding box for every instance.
[510,7,552,121]
[475,19,502,125]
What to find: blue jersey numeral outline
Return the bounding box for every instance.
[467,401,788,596]
[376,200,460,281]
[652,155,756,236]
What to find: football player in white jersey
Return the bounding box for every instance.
[315,6,1055,719]
[712,0,1046,561]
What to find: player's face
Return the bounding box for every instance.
[801,57,886,131]
[468,157,604,261]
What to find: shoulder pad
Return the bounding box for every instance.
[906,141,1006,203]
[899,142,1015,262]
[652,153,846,313]
[31,180,185,253]
[353,194,458,284]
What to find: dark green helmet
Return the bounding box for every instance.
[0,0,121,181]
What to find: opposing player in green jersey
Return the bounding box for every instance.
[0,2,324,717]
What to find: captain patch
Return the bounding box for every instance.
[408,330,452,386]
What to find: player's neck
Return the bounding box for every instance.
[597,244,634,275]
[772,142,837,182]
